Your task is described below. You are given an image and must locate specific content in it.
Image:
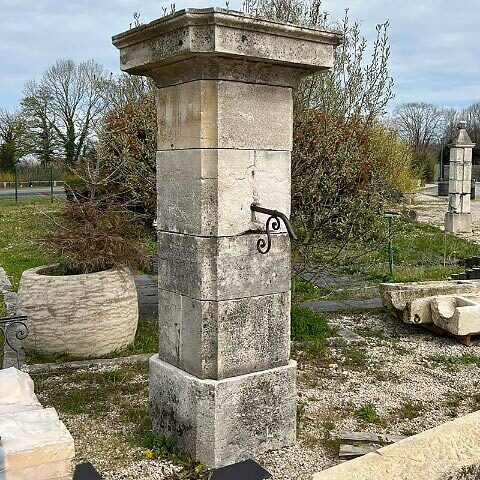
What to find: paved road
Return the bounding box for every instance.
[0,187,65,198]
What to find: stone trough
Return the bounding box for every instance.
[380,280,480,344]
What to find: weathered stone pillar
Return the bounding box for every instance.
[113,8,341,468]
[445,122,476,233]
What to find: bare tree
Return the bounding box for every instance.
[22,59,110,164]
[0,109,26,171]
[393,102,445,154]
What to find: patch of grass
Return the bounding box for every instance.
[299,219,480,284]
[0,197,60,290]
[33,361,149,417]
[338,341,368,371]
[354,404,380,423]
[0,293,5,317]
[429,353,480,371]
[142,434,211,479]
[395,400,424,420]
[292,277,333,302]
[291,306,332,341]
[25,318,158,364]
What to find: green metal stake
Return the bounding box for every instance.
[384,210,401,278]
[387,215,393,276]
[439,139,444,182]
[14,162,18,202]
[50,165,54,203]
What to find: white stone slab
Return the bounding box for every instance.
[0,408,74,472]
[0,368,41,415]
[312,410,480,480]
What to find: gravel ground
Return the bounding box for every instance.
[32,310,480,480]
[415,184,480,243]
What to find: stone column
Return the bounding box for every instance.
[445,122,476,233]
[113,8,341,468]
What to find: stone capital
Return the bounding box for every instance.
[112,8,343,86]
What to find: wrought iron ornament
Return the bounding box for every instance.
[250,204,298,254]
[0,315,29,368]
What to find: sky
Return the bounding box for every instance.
[1,0,478,112]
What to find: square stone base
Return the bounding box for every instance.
[445,212,472,233]
[149,355,296,468]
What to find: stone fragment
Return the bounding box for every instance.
[431,295,480,336]
[17,266,138,357]
[380,280,480,319]
[149,355,297,468]
[0,368,41,415]
[0,408,74,480]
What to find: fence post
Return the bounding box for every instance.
[50,165,54,203]
[14,162,18,202]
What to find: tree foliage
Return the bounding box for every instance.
[21,59,109,164]
[248,0,416,271]
[0,109,26,172]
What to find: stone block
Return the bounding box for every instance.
[158,289,291,379]
[0,408,74,479]
[137,57,312,88]
[312,410,480,480]
[156,80,292,150]
[158,232,291,300]
[149,355,296,468]
[112,8,342,78]
[0,368,42,415]
[445,212,472,233]
[157,149,291,236]
[431,295,480,336]
[380,280,480,318]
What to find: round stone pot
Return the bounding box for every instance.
[16,266,138,357]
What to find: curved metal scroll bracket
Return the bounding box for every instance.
[250,204,298,254]
[0,316,29,368]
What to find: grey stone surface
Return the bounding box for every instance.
[158,289,291,379]
[112,8,342,79]
[149,355,297,468]
[135,274,158,318]
[301,297,383,313]
[136,56,313,88]
[156,80,293,151]
[114,6,340,469]
[158,232,291,301]
[157,149,291,236]
[445,212,472,233]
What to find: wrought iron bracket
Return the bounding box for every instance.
[0,315,28,368]
[250,204,297,254]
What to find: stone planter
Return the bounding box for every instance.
[17,266,138,357]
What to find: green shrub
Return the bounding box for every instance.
[291,306,331,341]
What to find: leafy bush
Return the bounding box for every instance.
[291,305,331,341]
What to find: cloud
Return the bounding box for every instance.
[0,0,478,110]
